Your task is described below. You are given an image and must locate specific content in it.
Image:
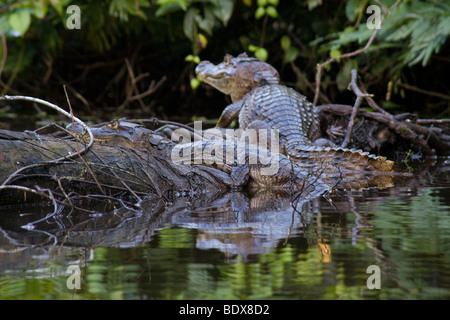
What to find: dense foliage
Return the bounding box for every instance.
[0,0,448,125]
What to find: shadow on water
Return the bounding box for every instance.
[0,158,449,299]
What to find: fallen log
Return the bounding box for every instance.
[316,69,450,158]
[0,125,234,206]
[1,92,447,210]
[317,104,450,158]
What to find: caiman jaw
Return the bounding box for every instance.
[195,61,235,95]
[195,53,280,102]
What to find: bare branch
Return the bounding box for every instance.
[341,69,374,148]
[397,82,450,101]
[0,95,94,186]
[313,0,403,106]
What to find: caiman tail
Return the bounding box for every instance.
[289,145,395,190]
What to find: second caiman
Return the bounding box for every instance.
[196,53,395,178]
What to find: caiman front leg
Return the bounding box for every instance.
[216,101,244,128]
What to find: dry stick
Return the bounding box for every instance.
[63,85,106,195]
[289,61,330,104]
[120,59,166,112]
[143,118,200,132]
[21,186,60,230]
[55,175,73,207]
[341,69,374,148]
[416,119,450,125]
[397,82,450,101]
[89,147,143,202]
[124,57,147,110]
[125,150,166,200]
[0,185,54,201]
[0,179,112,216]
[0,185,58,230]
[318,104,436,155]
[0,95,94,186]
[128,76,166,102]
[313,25,379,106]
[313,0,403,106]
[358,79,392,117]
[53,73,90,109]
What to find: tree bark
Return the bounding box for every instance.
[0,128,231,205]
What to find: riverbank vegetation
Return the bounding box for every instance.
[0,0,448,127]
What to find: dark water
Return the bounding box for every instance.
[0,158,449,300]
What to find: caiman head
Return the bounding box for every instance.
[196,53,280,102]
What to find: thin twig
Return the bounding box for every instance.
[0,95,94,186]
[21,186,61,230]
[119,58,166,111]
[318,103,438,155]
[313,0,402,105]
[55,174,73,206]
[124,57,146,110]
[0,184,54,201]
[415,119,450,125]
[341,69,374,148]
[64,85,105,195]
[397,82,450,101]
[89,147,143,202]
[358,80,392,117]
[128,76,166,102]
[289,61,330,104]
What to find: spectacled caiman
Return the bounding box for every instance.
[67,119,330,197]
[195,53,395,182]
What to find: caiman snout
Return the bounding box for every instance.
[195,61,212,77]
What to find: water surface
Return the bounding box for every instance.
[0,158,449,300]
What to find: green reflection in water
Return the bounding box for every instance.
[85,248,141,299]
[368,189,450,299]
[0,189,449,300]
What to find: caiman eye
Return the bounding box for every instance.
[108,119,120,130]
[224,54,233,67]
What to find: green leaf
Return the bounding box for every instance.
[265,6,278,18]
[257,0,268,7]
[330,48,342,59]
[255,7,265,19]
[283,46,299,64]
[345,0,358,21]
[248,44,258,52]
[268,0,279,6]
[155,2,182,16]
[280,35,291,52]
[108,0,149,21]
[185,55,201,64]
[8,11,31,36]
[307,0,322,11]
[183,7,198,40]
[211,0,234,26]
[157,0,188,11]
[248,44,268,61]
[33,2,48,19]
[195,6,216,35]
[255,48,268,61]
[197,33,208,49]
[190,77,201,90]
[50,0,64,16]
